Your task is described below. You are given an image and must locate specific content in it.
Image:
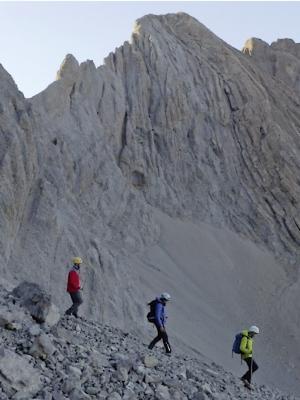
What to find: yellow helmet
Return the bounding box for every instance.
[72,257,83,265]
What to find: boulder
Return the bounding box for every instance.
[62,378,81,395]
[67,365,82,378]
[52,391,68,400]
[122,388,138,400]
[191,392,208,400]
[107,393,122,400]
[5,321,22,331]
[84,386,100,396]
[144,355,159,368]
[69,388,91,400]
[0,347,42,399]
[0,308,27,329]
[155,384,171,400]
[169,390,187,400]
[111,355,133,383]
[90,350,110,368]
[29,333,56,359]
[12,282,60,326]
[145,373,162,384]
[0,310,13,327]
[29,323,42,336]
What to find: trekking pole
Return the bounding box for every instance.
[250,356,253,384]
[81,264,97,290]
[81,274,88,291]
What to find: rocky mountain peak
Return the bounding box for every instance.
[242,37,269,56]
[271,38,300,58]
[135,11,205,31]
[242,36,300,95]
[132,12,222,52]
[0,64,23,100]
[56,53,80,82]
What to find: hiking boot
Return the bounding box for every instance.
[244,381,253,390]
[240,378,253,390]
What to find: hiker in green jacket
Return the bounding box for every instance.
[240,325,260,387]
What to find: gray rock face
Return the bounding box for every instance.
[1,11,300,394]
[2,13,300,276]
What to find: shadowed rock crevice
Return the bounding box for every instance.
[131,170,146,188]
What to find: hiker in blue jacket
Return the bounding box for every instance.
[148,293,172,354]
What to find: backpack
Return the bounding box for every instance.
[232,333,243,355]
[147,299,158,323]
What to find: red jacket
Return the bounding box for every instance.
[67,270,80,293]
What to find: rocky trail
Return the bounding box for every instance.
[0,282,298,400]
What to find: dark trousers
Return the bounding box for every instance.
[242,357,259,383]
[66,291,83,317]
[149,323,171,353]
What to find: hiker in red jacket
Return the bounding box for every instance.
[65,257,83,318]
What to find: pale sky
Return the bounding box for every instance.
[1,1,300,98]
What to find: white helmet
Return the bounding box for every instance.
[249,325,260,334]
[160,292,171,301]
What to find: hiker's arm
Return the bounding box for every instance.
[154,302,163,327]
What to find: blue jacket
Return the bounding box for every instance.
[154,298,167,327]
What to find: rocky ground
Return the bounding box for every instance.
[0,282,298,400]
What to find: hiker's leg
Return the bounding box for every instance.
[241,358,253,383]
[149,324,162,349]
[65,293,76,315]
[65,306,73,315]
[246,358,258,383]
[250,359,259,380]
[161,329,171,353]
[70,291,83,317]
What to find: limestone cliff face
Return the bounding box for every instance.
[0,54,159,330]
[1,12,300,391]
[1,9,300,326]
[106,13,300,266]
[0,65,37,269]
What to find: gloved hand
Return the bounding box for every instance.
[159,326,165,333]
